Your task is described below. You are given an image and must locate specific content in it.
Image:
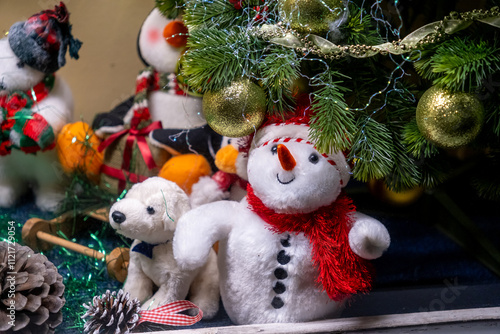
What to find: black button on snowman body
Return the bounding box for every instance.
[271,234,293,309]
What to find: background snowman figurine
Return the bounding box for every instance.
[189,136,250,207]
[92,7,222,193]
[0,2,81,210]
[174,113,390,325]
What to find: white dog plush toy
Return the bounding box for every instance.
[0,2,81,210]
[109,177,220,318]
[174,114,390,325]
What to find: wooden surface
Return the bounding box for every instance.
[139,307,500,334]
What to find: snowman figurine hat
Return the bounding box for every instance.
[247,109,352,216]
[8,2,82,74]
[251,114,351,188]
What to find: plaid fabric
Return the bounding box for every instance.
[25,15,61,58]
[138,300,203,326]
[0,75,55,155]
[8,2,81,74]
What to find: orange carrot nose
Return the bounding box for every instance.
[277,144,296,171]
[163,20,188,48]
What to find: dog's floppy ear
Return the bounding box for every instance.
[159,183,191,225]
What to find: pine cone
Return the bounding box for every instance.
[82,289,141,334]
[0,242,65,334]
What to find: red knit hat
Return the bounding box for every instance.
[8,2,82,74]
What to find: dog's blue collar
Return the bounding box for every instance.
[131,240,168,259]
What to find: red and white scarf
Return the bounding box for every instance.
[246,185,374,301]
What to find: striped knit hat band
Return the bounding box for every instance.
[251,118,351,187]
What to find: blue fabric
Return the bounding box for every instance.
[132,241,162,259]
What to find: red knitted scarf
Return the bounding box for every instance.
[246,185,375,301]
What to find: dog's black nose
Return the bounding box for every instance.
[111,211,126,224]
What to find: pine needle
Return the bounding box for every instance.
[184,0,243,30]
[385,139,421,191]
[258,45,300,114]
[340,3,384,46]
[414,37,500,92]
[309,72,355,153]
[182,27,265,92]
[155,0,184,19]
[403,119,439,159]
[349,117,394,182]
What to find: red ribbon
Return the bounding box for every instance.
[100,165,149,184]
[98,121,162,190]
[138,300,203,326]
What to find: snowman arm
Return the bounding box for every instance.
[348,212,390,260]
[173,201,238,271]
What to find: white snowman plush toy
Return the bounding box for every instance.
[174,115,390,324]
[0,3,81,210]
[92,8,222,168]
[109,177,220,318]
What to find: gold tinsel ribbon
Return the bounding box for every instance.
[256,7,500,59]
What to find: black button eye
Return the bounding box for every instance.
[147,206,155,214]
[227,139,232,145]
[16,61,25,68]
[271,145,278,155]
[309,153,319,164]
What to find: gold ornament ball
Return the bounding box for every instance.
[368,179,424,206]
[280,0,346,34]
[203,80,266,137]
[416,86,484,148]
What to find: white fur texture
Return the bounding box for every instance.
[174,200,344,325]
[109,177,220,317]
[0,38,45,94]
[248,141,344,214]
[189,176,229,208]
[0,38,73,210]
[134,9,206,130]
[0,150,66,210]
[348,212,391,260]
[174,141,390,325]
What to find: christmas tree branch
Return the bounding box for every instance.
[349,116,394,182]
[156,0,185,19]
[258,45,300,114]
[184,0,243,30]
[182,27,265,92]
[340,3,384,46]
[308,72,355,153]
[386,138,421,191]
[403,119,439,159]
[414,37,500,92]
